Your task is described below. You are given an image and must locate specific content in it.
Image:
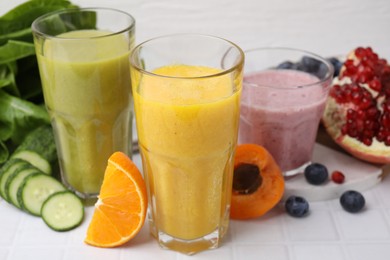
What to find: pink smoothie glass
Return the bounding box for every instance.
[239,47,334,176]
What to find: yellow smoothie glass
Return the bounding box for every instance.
[130,34,244,254]
[32,8,135,199]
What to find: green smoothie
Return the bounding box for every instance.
[36,30,133,196]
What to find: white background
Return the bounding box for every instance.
[2,0,390,59]
[1,1,390,260]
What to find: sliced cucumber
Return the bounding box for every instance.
[0,159,29,200]
[6,166,42,208]
[12,150,51,175]
[11,124,58,176]
[18,173,66,216]
[41,191,84,231]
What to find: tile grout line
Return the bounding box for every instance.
[280,212,295,260]
[327,201,352,260]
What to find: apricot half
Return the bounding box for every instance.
[230,144,285,220]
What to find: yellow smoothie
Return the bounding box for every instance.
[36,30,133,195]
[133,65,241,240]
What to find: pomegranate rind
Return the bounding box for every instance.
[323,95,390,164]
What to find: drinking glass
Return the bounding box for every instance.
[32,8,135,199]
[239,47,333,176]
[130,34,244,254]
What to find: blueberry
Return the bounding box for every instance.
[301,56,321,73]
[291,62,304,71]
[285,196,309,217]
[340,190,365,213]
[304,163,328,185]
[327,57,343,77]
[316,63,329,78]
[277,61,295,69]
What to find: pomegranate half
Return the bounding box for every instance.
[322,47,390,164]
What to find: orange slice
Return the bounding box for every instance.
[85,152,147,247]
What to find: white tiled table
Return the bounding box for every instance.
[2,0,390,259]
[1,143,390,260]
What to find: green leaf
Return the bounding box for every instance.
[0,28,33,45]
[0,0,76,44]
[0,140,9,164]
[0,120,12,141]
[0,90,49,144]
[0,41,36,65]
[0,62,20,96]
[0,65,13,88]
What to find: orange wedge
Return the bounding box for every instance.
[85,152,147,247]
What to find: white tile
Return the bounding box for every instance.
[119,235,176,260]
[231,210,285,243]
[0,205,22,246]
[15,216,69,246]
[64,246,121,260]
[177,245,233,260]
[284,210,339,241]
[0,249,9,260]
[347,244,390,260]
[373,176,390,208]
[335,209,390,240]
[9,247,65,260]
[292,244,346,260]
[234,245,289,260]
[385,209,390,224]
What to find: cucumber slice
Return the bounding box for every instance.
[41,191,84,231]
[6,166,42,208]
[12,150,51,175]
[18,174,66,216]
[0,159,29,200]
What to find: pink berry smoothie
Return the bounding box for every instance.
[239,69,328,173]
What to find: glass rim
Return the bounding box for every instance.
[244,47,334,90]
[130,33,245,80]
[31,7,136,40]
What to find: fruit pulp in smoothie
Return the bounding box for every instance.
[36,30,133,196]
[133,65,241,242]
[239,69,327,172]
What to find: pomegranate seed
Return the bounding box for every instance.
[367,107,379,119]
[331,171,345,184]
[369,78,382,91]
[360,98,372,109]
[385,136,390,146]
[383,101,390,112]
[362,137,373,146]
[381,114,390,129]
[355,47,367,59]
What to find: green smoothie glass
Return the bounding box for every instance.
[32,8,135,199]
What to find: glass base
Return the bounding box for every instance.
[61,176,99,201]
[148,211,227,255]
[283,161,311,177]
[154,228,222,255]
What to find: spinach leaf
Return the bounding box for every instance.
[0,40,36,65]
[0,62,19,96]
[0,141,9,162]
[0,0,75,44]
[0,64,13,88]
[0,140,8,164]
[0,90,50,144]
